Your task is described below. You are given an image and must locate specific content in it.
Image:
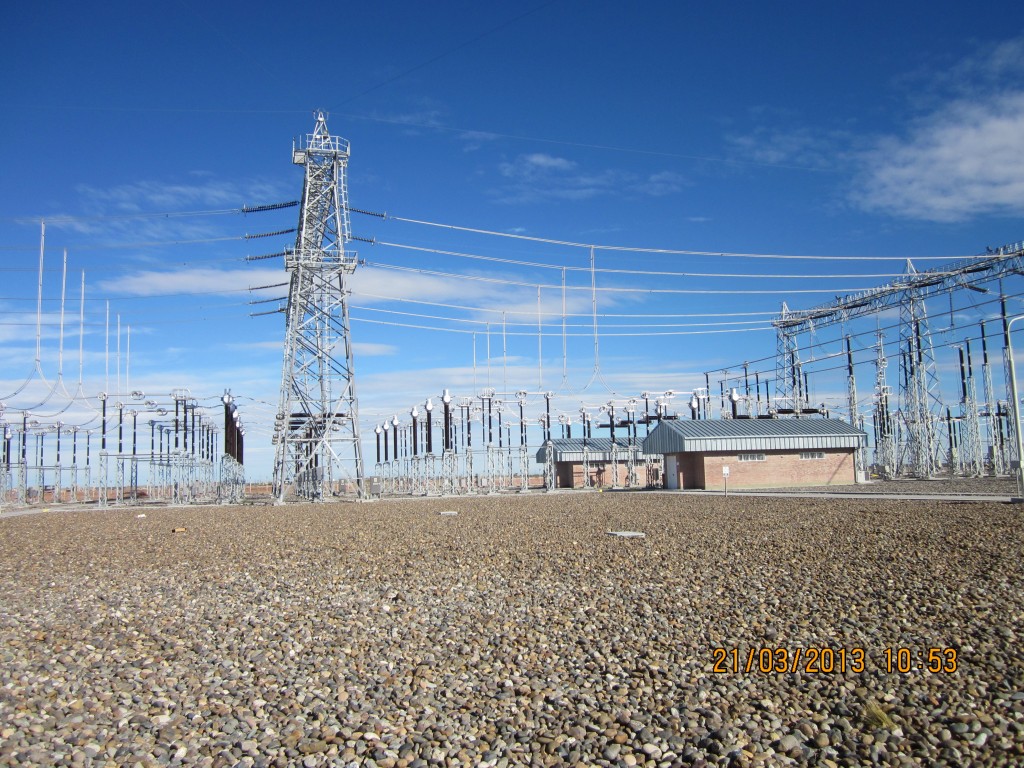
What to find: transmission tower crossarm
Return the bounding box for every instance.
[773,242,1024,336]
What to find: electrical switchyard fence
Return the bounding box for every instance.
[0,390,246,511]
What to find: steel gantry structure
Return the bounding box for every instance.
[272,112,364,502]
[773,240,1024,477]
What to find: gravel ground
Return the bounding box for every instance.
[1,493,1023,767]
[739,476,1019,496]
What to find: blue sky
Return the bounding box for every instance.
[3,1,1024,481]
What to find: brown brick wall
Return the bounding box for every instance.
[671,449,855,490]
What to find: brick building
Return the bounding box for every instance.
[642,418,865,490]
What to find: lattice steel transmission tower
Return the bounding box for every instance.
[273,112,364,502]
[774,302,806,415]
[897,262,944,477]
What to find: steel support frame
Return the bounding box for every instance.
[273,113,364,503]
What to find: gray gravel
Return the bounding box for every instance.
[2,493,1023,767]
[739,476,1018,497]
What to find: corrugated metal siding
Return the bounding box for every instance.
[643,418,865,455]
[535,438,654,463]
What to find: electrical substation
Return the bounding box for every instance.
[3,113,1024,508]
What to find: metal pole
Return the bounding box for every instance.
[1006,315,1024,498]
[544,393,552,443]
[443,391,452,451]
[425,400,434,454]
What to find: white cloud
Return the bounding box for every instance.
[852,36,1024,222]
[458,129,501,152]
[727,126,848,171]
[350,266,512,307]
[43,176,290,241]
[358,107,446,135]
[494,153,684,204]
[0,309,68,343]
[519,153,576,172]
[853,91,1024,222]
[353,342,398,356]
[97,267,284,297]
[349,264,611,328]
[76,178,282,214]
[628,171,686,197]
[227,340,286,351]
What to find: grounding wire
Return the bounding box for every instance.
[348,303,775,330]
[4,201,299,225]
[2,289,784,319]
[348,314,773,338]
[375,240,942,280]
[362,260,881,295]
[386,215,991,262]
[350,291,779,318]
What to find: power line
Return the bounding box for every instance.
[376,240,946,280]
[1,201,297,225]
[349,303,774,330]
[352,290,779,318]
[349,314,774,337]
[362,260,880,295]
[385,214,989,262]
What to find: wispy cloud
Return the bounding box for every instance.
[853,36,1024,222]
[458,129,501,152]
[354,342,398,356]
[727,125,852,171]
[225,338,395,357]
[44,176,290,241]
[853,91,1024,222]
[77,179,248,211]
[350,264,609,321]
[357,107,446,135]
[97,267,284,297]
[493,153,684,204]
[628,171,686,197]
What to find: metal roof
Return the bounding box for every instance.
[535,438,655,463]
[642,417,865,455]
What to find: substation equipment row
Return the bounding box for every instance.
[0,390,245,510]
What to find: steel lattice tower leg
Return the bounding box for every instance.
[873,333,896,479]
[544,441,555,491]
[273,113,365,502]
[981,345,1002,475]
[845,336,864,480]
[774,302,805,416]
[897,269,944,478]
[519,445,529,492]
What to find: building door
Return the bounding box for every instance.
[664,455,679,489]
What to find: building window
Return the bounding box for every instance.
[800,451,825,460]
[738,453,765,462]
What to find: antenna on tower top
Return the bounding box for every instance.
[312,110,330,139]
